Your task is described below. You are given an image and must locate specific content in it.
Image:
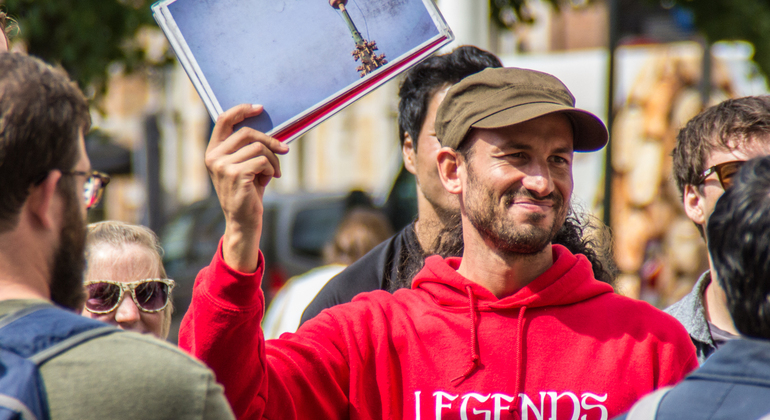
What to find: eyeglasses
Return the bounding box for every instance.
[698,160,745,190]
[83,279,175,314]
[62,170,111,209]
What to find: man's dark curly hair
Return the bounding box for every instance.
[552,209,617,287]
[388,206,617,291]
[397,46,502,149]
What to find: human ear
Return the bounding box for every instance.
[402,134,417,175]
[437,147,462,195]
[682,184,706,227]
[26,170,62,230]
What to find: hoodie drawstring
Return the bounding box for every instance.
[451,285,480,384]
[508,305,527,419]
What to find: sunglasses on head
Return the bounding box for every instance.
[83,279,175,314]
[698,160,745,190]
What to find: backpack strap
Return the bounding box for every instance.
[29,326,116,365]
[0,304,52,331]
[0,305,119,361]
[625,386,673,420]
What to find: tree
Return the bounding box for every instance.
[491,0,770,79]
[490,0,564,27]
[676,0,770,80]
[3,0,161,95]
[5,0,768,97]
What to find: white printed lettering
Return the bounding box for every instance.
[460,393,491,420]
[580,393,608,420]
[415,391,421,420]
[433,391,458,420]
[519,392,546,420]
[547,391,580,420]
[492,393,515,420]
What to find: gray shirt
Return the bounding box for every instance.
[0,299,235,420]
[665,272,718,364]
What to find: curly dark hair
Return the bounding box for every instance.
[552,209,617,287]
[397,46,502,149]
[388,206,617,291]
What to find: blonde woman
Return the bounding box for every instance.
[81,221,174,339]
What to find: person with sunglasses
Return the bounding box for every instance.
[618,155,770,420]
[0,53,234,420]
[666,95,770,363]
[81,221,175,339]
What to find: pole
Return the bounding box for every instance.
[603,0,619,228]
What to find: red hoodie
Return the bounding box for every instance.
[180,242,697,420]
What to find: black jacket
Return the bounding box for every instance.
[300,222,422,325]
[617,338,770,420]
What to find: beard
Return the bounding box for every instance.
[463,164,567,256]
[49,185,87,311]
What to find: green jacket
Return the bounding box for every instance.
[0,299,234,420]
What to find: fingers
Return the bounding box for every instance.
[211,104,264,146]
[220,126,289,157]
[206,128,288,180]
[227,141,283,179]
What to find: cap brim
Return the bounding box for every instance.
[471,102,608,152]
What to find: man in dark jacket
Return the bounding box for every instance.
[620,154,770,419]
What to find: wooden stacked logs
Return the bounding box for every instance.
[611,43,735,306]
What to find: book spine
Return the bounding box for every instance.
[152,2,222,121]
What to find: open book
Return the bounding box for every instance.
[152,0,454,142]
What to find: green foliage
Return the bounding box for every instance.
[3,0,158,95]
[675,0,770,79]
[490,0,564,27]
[5,0,770,96]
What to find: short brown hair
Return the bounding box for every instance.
[672,96,770,198]
[0,53,91,232]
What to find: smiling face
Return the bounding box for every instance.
[458,113,574,255]
[82,243,170,338]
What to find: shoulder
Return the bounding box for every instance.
[664,272,709,320]
[41,331,232,420]
[45,330,217,379]
[595,292,693,342]
[300,229,407,324]
[316,288,418,326]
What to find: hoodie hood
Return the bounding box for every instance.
[412,244,613,310]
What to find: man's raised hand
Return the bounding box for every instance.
[205,104,289,272]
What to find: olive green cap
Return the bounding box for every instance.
[435,67,608,152]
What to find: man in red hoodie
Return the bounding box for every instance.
[180,68,698,420]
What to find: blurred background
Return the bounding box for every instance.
[3,0,768,341]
